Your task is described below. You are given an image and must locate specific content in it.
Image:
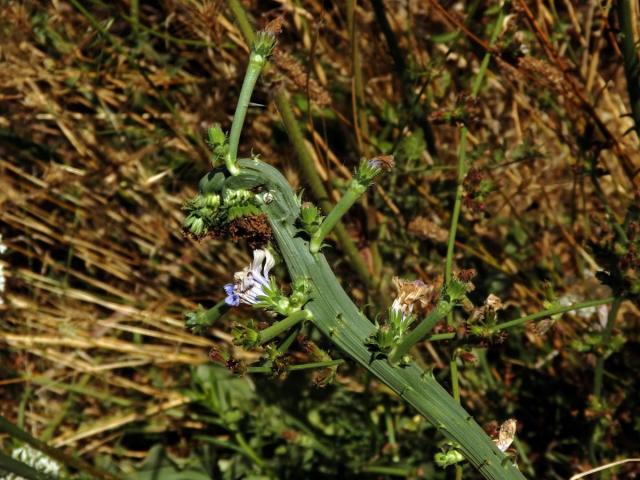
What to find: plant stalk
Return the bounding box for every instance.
[258,309,312,345]
[389,301,452,364]
[227,0,374,288]
[310,183,367,253]
[226,52,268,175]
[488,297,615,333]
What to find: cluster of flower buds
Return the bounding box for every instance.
[441,275,475,308]
[183,187,261,238]
[435,442,465,468]
[232,320,262,349]
[185,302,230,335]
[183,193,222,237]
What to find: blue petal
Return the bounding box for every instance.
[224,294,240,307]
[224,283,235,295]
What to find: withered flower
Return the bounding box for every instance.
[391,277,434,315]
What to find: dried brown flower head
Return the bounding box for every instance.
[391,277,435,314]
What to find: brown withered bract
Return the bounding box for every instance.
[263,15,285,37]
[370,154,395,171]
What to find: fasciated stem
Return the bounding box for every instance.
[257,309,313,345]
[310,182,367,253]
[226,52,269,175]
[389,301,452,364]
[226,158,526,479]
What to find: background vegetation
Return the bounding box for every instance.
[1,0,639,478]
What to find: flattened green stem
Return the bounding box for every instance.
[310,182,367,253]
[389,301,452,364]
[257,309,313,345]
[226,52,269,175]
[231,158,526,479]
[487,297,615,333]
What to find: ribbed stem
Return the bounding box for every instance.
[229,159,526,480]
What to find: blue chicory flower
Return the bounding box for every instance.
[224,249,275,307]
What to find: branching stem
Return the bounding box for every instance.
[488,297,615,333]
[310,183,366,253]
[257,309,313,345]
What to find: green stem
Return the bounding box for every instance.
[428,332,457,341]
[589,297,622,466]
[389,301,452,363]
[310,183,366,253]
[227,0,255,43]
[275,93,373,285]
[361,465,411,476]
[369,0,438,156]
[347,0,369,153]
[487,297,615,333]
[130,0,139,36]
[444,128,468,287]
[234,431,265,468]
[186,300,230,332]
[257,309,312,345]
[226,53,267,175]
[277,327,300,354]
[593,297,622,399]
[451,355,461,403]
[247,359,344,374]
[227,0,373,287]
[444,7,505,326]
